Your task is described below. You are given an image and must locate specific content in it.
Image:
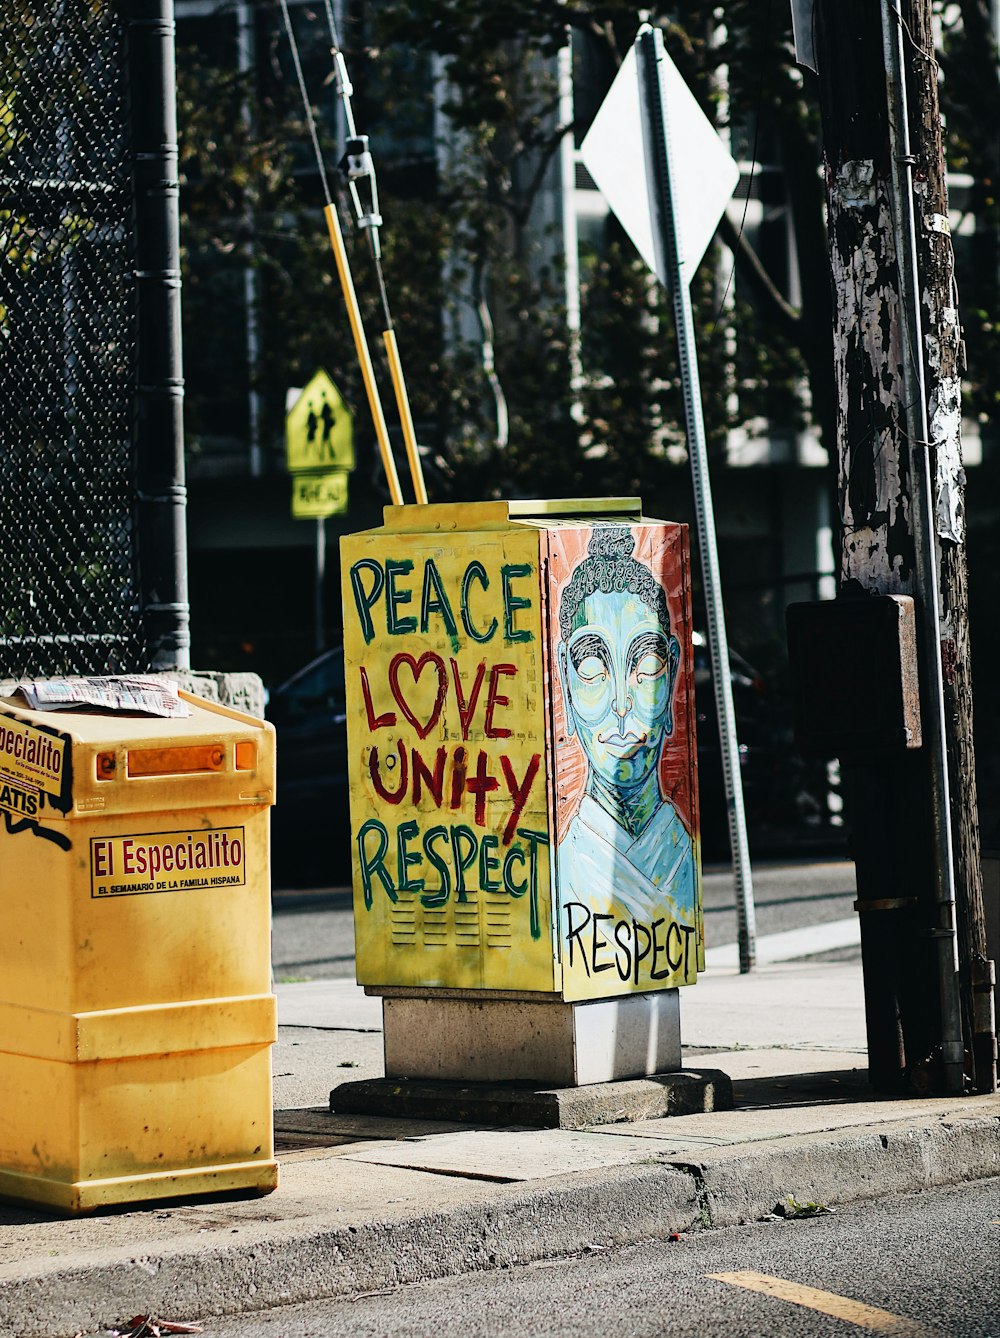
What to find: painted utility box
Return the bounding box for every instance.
[0,691,278,1213]
[341,499,704,1004]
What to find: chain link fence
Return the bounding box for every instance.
[0,0,149,679]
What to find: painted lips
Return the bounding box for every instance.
[597,729,647,757]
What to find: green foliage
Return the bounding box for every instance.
[175,0,997,512]
[370,0,830,490]
[778,1196,835,1219]
[939,3,1000,438]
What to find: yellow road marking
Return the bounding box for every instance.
[707,1271,932,1336]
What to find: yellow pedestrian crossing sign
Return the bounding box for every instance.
[286,369,355,473]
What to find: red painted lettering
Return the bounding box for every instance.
[450,658,487,740]
[412,746,446,806]
[369,741,408,803]
[388,652,447,739]
[465,749,500,827]
[484,663,516,738]
[500,753,541,844]
[449,746,468,809]
[360,666,396,729]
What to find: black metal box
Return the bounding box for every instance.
[785,595,922,760]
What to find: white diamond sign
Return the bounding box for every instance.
[580,39,739,289]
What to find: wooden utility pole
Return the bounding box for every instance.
[905,0,997,1093]
[810,0,996,1093]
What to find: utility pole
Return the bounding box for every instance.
[903,0,997,1093]
[807,0,995,1093]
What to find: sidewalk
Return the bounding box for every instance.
[1,960,997,1338]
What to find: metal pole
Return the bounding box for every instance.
[637,26,756,971]
[127,0,190,670]
[558,36,584,418]
[881,0,964,1093]
[315,518,326,656]
[236,0,264,477]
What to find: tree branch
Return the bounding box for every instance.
[717,210,801,337]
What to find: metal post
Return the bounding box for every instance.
[637,26,756,971]
[315,518,326,656]
[558,36,584,419]
[127,0,190,670]
[236,0,264,477]
[881,0,964,1093]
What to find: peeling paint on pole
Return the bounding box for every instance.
[827,162,915,591]
[930,375,964,543]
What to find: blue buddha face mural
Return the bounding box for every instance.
[554,525,699,995]
[558,527,681,813]
[562,587,679,796]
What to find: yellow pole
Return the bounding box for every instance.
[383,329,428,505]
[323,203,403,505]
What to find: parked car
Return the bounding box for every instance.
[266,646,351,887]
[692,632,844,860]
[266,636,837,885]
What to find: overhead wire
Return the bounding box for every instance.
[276,0,333,208]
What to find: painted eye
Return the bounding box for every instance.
[576,656,608,683]
[635,653,666,683]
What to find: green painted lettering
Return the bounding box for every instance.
[357,819,395,908]
[461,561,498,643]
[396,819,424,895]
[385,559,416,635]
[421,825,452,907]
[420,559,459,650]
[450,824,477,902]
[478,833,501,892]
[349,559,384,645]
[501,563,533,643]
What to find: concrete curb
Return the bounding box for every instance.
[3,1110,996,1337]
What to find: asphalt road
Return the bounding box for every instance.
[181,1178,999,1337]
[270,857,859,983]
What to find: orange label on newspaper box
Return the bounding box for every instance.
[90,827,246,898]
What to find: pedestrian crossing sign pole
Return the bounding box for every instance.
[285,369,356,651]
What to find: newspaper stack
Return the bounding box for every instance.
[17,677,192,719]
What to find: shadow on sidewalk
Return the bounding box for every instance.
[731,1066,871,1110]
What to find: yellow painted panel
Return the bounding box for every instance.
[0,1046,275,1212]
[342,521,557,992]
[381,500,514,533]
[0,995,276,1064]
[0,1159,279,1214]
[507,497,641,518]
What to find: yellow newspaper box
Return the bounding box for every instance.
[0,690,278,1213]
[341,499,704,1003]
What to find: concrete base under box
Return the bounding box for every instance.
[329,1069,733,1129]
[378,989,681,1087]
